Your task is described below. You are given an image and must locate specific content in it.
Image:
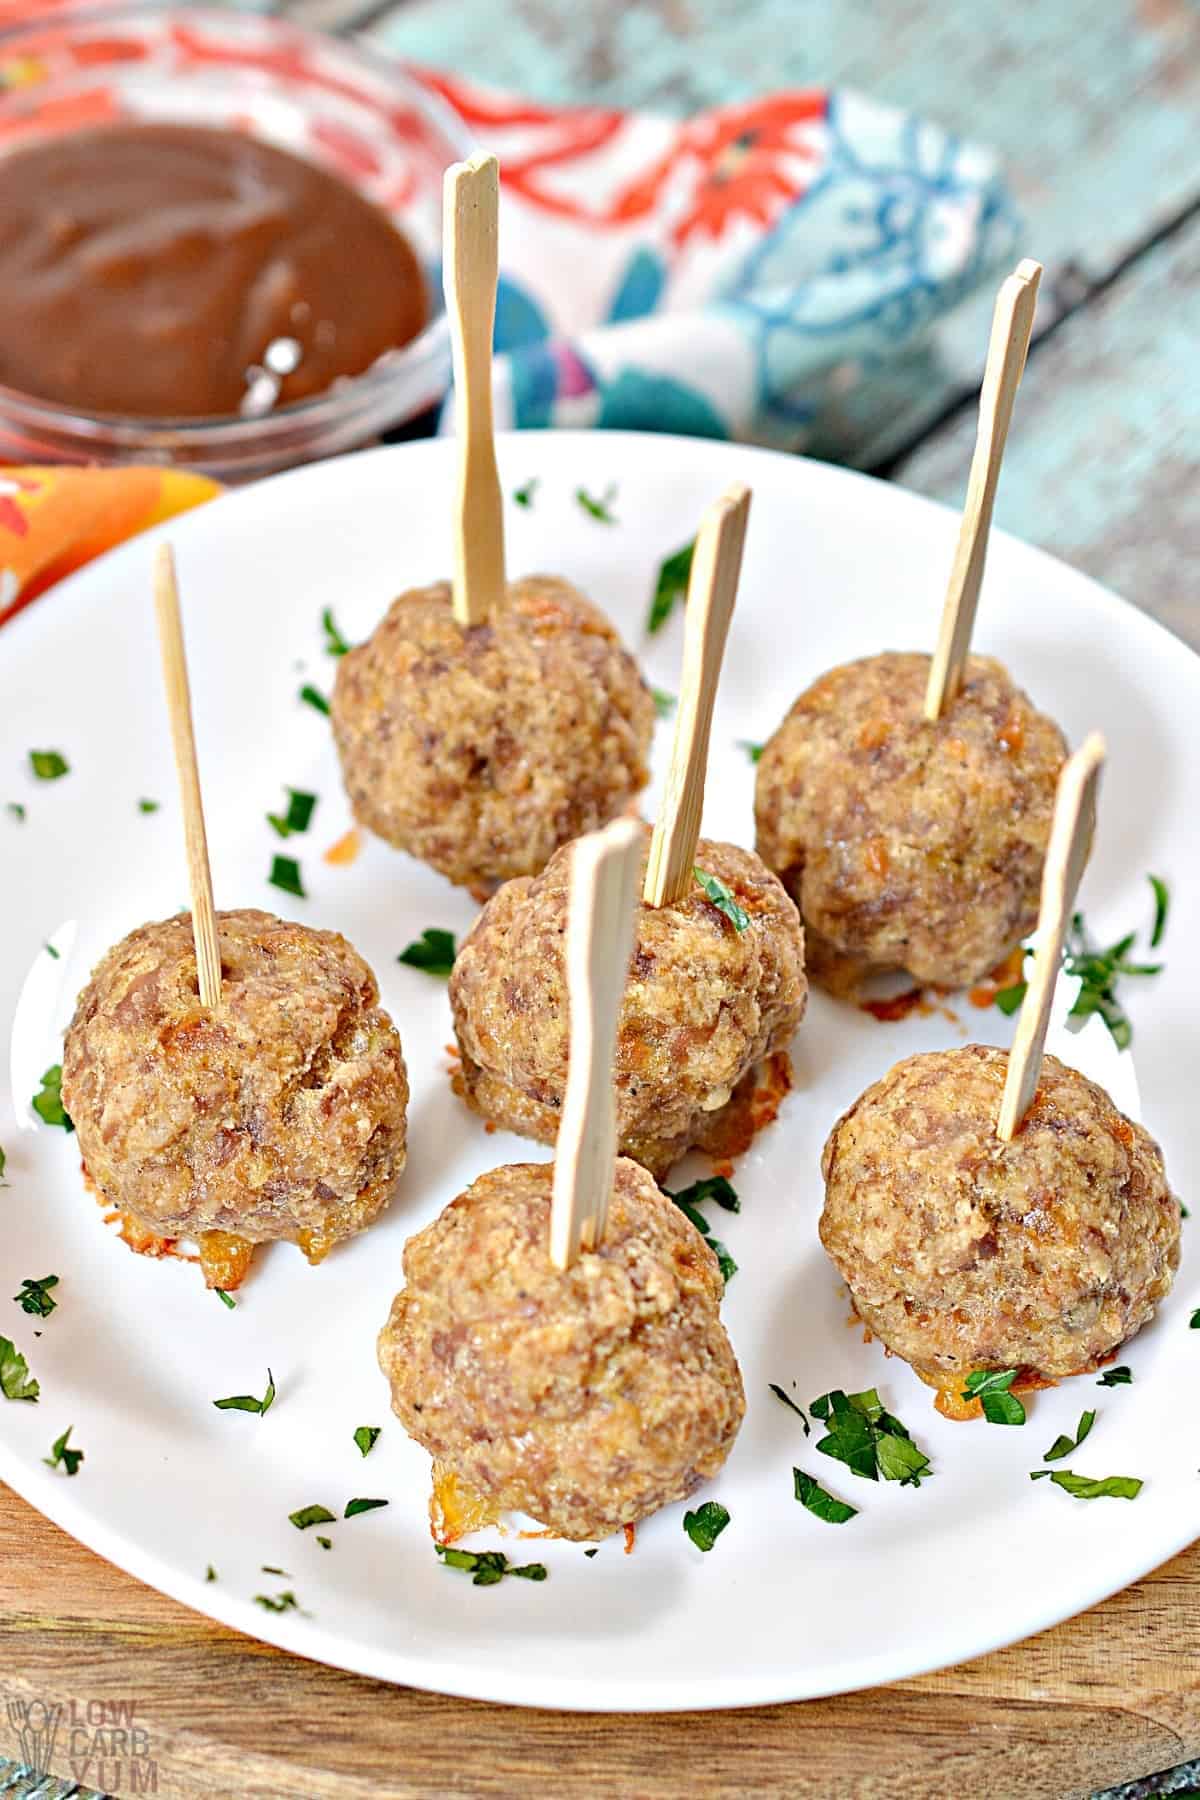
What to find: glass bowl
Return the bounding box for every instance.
[0,2,474,480]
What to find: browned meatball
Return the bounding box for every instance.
[61,910,408,1281]
[450,827,807,1179]
[331,576,654,897]
[820,1045,1180,1384]
[755,652,1067,991]
[378,1158,744,1540]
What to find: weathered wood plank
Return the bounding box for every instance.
[896,210,1200,649]
[361,0,1200,465]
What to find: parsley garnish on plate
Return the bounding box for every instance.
[317,1536,332,1550]
[512,478,539,509]
[43,943,60,960]
[647,538,694,634]
[810,1388,931,1486]
[44,1426,83,1476]
[0,1337,38,1403]
[29,750,68,781]
[1044,1409,1096,1462]
[213,1369,275,1416]
[269,855,305,899]
[205,1565,217,1582]
[794,1468,857,1524]
[214,1288,236,1310]
[353,1426,381,1458]
[344,1497,388,1519]
[261,1565,291,1577]
[0,1146,7,1187]
[289,1504,336,1531]
[1149,874,1169,947]
[666,1176,738,1285]
[267,788,318,839]
[32,1066,73,1133]
[322,607,350,657]
[138,798,160,815]
[299,683,331,717]
[1097,1366,1133,1387]
[14,1275,58,1319]
[254,1590,301,1614]
[962,1368,1026,1426]
[1030,1470,1142,1501]
[682,1500,730,1552]
[435,1545,547,1586]
[575,483,618,524]
[7,802,25,822]
[769,1384,811,1435]
[398,928,456,977]
[652,687,677,719]
[738,740,764,764]
[694,868,750,933]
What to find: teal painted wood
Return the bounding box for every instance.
[896,212,1200,649]
[363,0,1200,465]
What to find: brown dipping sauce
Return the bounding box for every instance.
[0,122,428,419]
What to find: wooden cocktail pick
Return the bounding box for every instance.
[643,483,751,908]
[153,543,221,1010]
[444,151,505,630]
[550,817,644,1271]
[997,731,1106,1140]
[924,258,1042,722]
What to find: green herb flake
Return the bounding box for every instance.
[299,683,331,717]
[322,607,350,657]
[1064,905,1164,1051]
[682,1500,730,1552]
[1031,1469,1143,1501]
[738,740,764,764]
[962,1368,1026,1426]
[289,1504,335,1531]
[43,1426,82,1476]
[316,1536,332,1550]
[1148,874,1170,949]
[0,1146,6,1186]
[268,788,318,839]
[694,867,750,933]
[213,1368,275,1416]
[584,1547,598,1558]
[138,798,160,815]
[512,478,539,509]
[32,1066,73,1133]
[261,1565,291,1577]
[769,1383,811,1435]
[269,855,305,899]
[809,1387,931,1485]
[43,942,60,960]
[1044,1409,1096,1463]
[14,1275,58,1319]
[1189,1309,1200,1328]
[794,1468,857,1524]
[254,1590,300,1614]
[575,482,618,524]
[398,928,457,978]
[435,1544,547,1585]
[652,687,677,719]
[29,750,68,781]
[647,538,695,634]
[7,803,25,821]
[205,1565,217,1582]
[666,1180,737,1285]
[1097,1366,1133,1387]
[353,1425,381,1458]
[214,1288,236,1310]
[344,1497,388,1519]
[0,1337,38,1403]
[994,981,1027,1016]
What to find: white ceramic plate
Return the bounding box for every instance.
[1,432,1196,1713]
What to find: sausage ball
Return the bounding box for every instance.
[61,910,408,1284]
[755,652,1068,991]
[450,828,807,1180]
[378,1158,745,1540]
[331,576,655,898]
[820,1045,1180,1383]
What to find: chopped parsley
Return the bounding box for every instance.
[267,788,317,838]
[214,1288,236,1310]
[44,1426,83,1476]
[1149,874,1169,948]
[43,943,60,960]
[584,1547,598,1559]
[1044,1409,1095,1463]
[14,1275,58,1319]
[29,750,68,781]
[289,1504,335,1531]
[794,1468,857,1524]
[652,687,677,719]
[32,1066,72,1132]
[7,802,25,821]
[213,1368,275,1416]
[1097,1366,1133,1387]
[261,1565,291,1577]
[962,1368,1026,1426]
[738,740,764,764]
[512,478,539,509]
[666,1177,738,1285]
[435,1545,547,1586]
[694,867,750,933]
[1030,1469,1142,1501]
[810,1388,931,1486]
[0,1146,6,1186]
[575,482,617,524]
[769,1383,811,1435]
[299,683,331,717]
[397,928,456,977]
[254,1590,300,1614]
[206,1565,217,1582]
[682,1500,730,1552]
[269,855,305,899]
[322,607,350,657]
[138,798,160,815]
[647,538,694,634]
[316,1536,332,1550]
[0,1337,38,1403]
[344,1497,388,1519]
[353,1425,381,1458]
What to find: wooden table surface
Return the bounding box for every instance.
[3,3,1199,1797]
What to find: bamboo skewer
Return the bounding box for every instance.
[996,731,1106,1141]
[444,151,505,630]
[550,817,644,1271]
[153,543,222,1011]
[643,483,751,908]
[924,258,1042,722]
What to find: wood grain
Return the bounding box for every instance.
[1,1482,1197,1799]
